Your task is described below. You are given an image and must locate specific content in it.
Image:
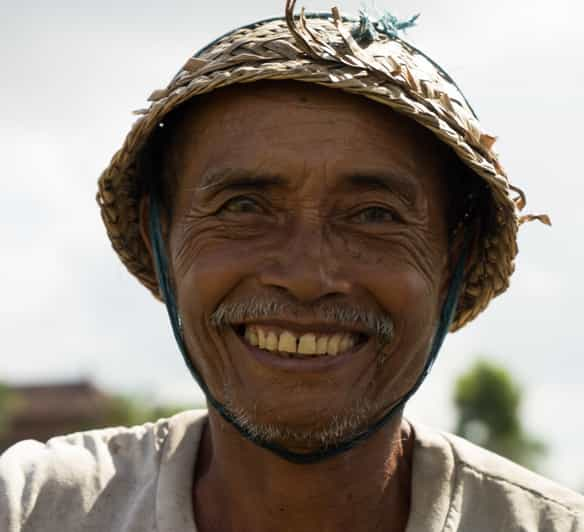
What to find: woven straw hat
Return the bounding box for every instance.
[97,0,547,331]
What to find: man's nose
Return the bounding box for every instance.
[257,219,351,303]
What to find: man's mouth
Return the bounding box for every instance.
[234,324,368,359]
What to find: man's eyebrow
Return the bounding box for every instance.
[195,168,419,204]
[343,171,419,206]
[197,168,288,191]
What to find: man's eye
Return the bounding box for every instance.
[351,206,396,224]
[220,196,264,214]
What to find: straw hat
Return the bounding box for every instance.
[97,0,548,331]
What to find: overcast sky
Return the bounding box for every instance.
[1,0,583,490]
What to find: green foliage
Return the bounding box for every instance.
[453,359,546,471]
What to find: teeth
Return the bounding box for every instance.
[243,326,361,357]
[278,331,297,353]
[257,328,266,349]
[339,334,354,352]
[266,331,278,351]
[327,335,341,356]
[245,327,259,347]
[297,334,316,355]
[316,336,328,355]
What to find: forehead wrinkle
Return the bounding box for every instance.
[188,91,404,150]
[170,87,424,168]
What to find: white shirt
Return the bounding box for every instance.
[0,410,582,531]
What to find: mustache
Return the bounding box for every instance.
[210,296,395,345]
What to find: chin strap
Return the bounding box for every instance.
[149,195,468,464]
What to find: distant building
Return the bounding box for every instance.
[0,380,112,452]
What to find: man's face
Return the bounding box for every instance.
[157,82,452,451]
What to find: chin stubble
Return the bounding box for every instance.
[207,296,395,448]
[221,386,389,449]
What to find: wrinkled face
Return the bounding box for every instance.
[151,82,453,451]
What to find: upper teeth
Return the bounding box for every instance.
[243,326,358,357]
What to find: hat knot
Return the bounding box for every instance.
[351,7,420,44]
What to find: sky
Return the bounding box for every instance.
[1,0,583,490]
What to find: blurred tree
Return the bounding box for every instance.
[0,384,9,436]
[0,384,18,437]
[453,359,546,471]
[103,395,189,428]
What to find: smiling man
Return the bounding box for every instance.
[1,1,583,531]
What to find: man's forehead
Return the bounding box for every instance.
[174,81,416,130]
[165,81,450,174]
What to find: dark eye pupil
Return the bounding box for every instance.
[228,197,258,213]
[360,207,392,222]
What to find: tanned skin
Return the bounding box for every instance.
[140,81,456,532]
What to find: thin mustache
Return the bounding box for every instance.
[210,297,394,343]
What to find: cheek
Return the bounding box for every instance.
[353,264,443,404]
[334,230,447,395]
[167,219,282,393]
[173,239,243,315]
[169,216,258,309]
[335,227,447,311]
[165,221,249,388]
[366,260,443,350]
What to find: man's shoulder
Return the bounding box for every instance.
[1,415,171,487]
[412,423,583,531]
[0,409,207,531]
[443,430,584,513]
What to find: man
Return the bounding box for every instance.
[1,1,582,530]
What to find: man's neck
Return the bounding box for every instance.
[192,409,414,532]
